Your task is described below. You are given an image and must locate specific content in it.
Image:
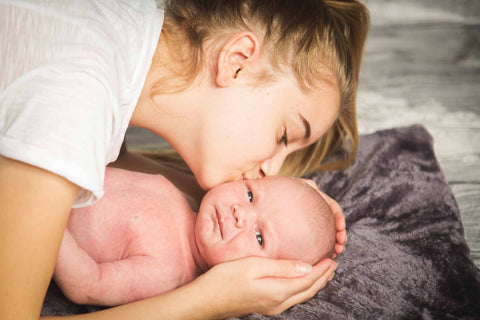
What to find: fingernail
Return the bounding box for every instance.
[331,261,338,270]
[296,263,312,274]
[329,272,335,281]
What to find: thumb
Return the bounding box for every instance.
[242,257,313,279]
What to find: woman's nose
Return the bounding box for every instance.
[259,150,288,177]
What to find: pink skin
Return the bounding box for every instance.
[195,176,334,267]
[132,30,347,256]
[54,168,334,306]
[54,168,206,306]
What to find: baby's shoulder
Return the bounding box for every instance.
[102,167,192,224]
[104,167,183,201]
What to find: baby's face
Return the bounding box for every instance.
[195,176,328,267]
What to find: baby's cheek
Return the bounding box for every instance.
[216,239,256,264]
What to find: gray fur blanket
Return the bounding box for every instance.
[42,125,480,319]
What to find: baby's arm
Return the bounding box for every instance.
[54,229,167,306]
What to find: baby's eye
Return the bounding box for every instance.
[247,189,253,203]
[255,229,263,246]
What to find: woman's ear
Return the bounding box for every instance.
[215,31,260,87]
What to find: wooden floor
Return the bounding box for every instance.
[357,0,480,266]
[126,0,480,267]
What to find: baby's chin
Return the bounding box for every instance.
[193,224,232,268]
[194,211,217,267]
[194,240,222,269]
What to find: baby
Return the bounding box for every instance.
[54,168,335,306]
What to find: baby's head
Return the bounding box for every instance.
[195,176,336,267]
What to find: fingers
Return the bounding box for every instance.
[301,178,320,191]
[260,258,335,297]
[239,257,314,279]
[202,257,337,317]
[301,180,348,256]
[335,218,347,255]
[318,190,347,255]
[334,232,346,256]
[314,189,344,222]
[334,243,345,255]
[337,228,347,244]
[321,192,345,228]
[266,259,338,315]
[300,179,347,233]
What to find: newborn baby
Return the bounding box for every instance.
[54,168,335,306]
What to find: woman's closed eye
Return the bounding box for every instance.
[279,127,288,147]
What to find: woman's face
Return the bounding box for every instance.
[190,74,340,190]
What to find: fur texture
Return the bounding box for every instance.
[42,125,480,319]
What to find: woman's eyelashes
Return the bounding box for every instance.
[280,127,288,146]
[255,227,264,246]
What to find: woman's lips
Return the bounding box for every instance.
[215,209,224,239]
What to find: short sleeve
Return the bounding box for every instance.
[0,65,115,206]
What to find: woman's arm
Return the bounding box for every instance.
[43,257,336,320]
[0,156,79,320]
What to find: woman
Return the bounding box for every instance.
[0,0,369,318]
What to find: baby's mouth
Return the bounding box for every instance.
[216,209,224,239]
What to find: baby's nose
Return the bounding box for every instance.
[232,204,247,228]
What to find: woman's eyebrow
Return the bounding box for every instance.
[299,113,311,139]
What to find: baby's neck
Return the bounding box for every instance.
[176,207,208,278]
[188,221,209,273]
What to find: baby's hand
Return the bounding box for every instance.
[300,178,346,258]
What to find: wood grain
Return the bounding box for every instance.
[358,0,480,266]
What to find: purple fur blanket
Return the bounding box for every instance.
[42,125,480,319]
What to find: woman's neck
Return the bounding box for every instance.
[130,33,206,148]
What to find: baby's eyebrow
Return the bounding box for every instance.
[243,180,252,194]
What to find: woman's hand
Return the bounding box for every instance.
[191,257,337,318]
[301,178,347,258]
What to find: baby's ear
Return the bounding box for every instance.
[215,31,261,87]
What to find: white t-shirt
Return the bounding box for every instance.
[0,0,164,207]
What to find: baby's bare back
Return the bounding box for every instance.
[54,168,199,306]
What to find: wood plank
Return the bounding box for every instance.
[359,0,480,267]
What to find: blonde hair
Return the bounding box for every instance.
[143,0,370,177]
